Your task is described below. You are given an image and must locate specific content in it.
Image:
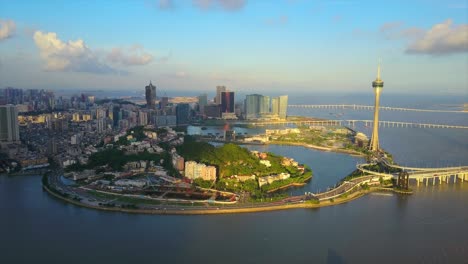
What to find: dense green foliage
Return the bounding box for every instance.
[178,136,304,178]
[178,136,313,197]
[193,178,214,188]
[362,163,402,173]
[342,169,369,181]
[65,147,173,172]
[116,126,155,146]
[260,170,312,192]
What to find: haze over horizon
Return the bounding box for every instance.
[0,0,467,95]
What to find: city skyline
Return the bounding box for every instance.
[0,0,467,95]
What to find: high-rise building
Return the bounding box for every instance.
[96,118,106,133]
[370,63,384,152]
[47,138,58,155]
[184,161,197,179]
[0,105,20,142]
[159,97,169,109]
[244,94,261,119]
[204,104,221,118]
[184,161,216,180]
[112,106,121,128]
[197,94,208,114]
[259,96,270,114]
[221,91,234,113]
[145,81,157,109]
[138,110,148,126]
[244,94,271,119]
[277,95,288,119]
[215,86,226,104]
[271,97,279,116]
[176,103,190,125]
[3,88,24,105]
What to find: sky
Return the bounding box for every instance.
[0,0,467,95]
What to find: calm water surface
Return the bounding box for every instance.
[1,94,468,263]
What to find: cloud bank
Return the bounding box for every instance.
[406,19,468,55]
[33,31,153,74]
[33,31,116,73]
[0,19,16,40]
[106,45,153,66]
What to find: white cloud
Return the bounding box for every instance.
[0,19,16,40]
[406,19,468,55]
[106,45,153,66]
[193,0,246,11]
[33,31,117,73]
[33,31,154,74]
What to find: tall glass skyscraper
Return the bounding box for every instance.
[0,105,20,142]
[244,94,276,119]
[215,86,226,105]
[176,103,190,125]
[267,95,289,120]
[244,94,261,119]
[259,96,270,114]
[145,81,156,109]
[221,92,234,113]
[197,94,208,114]
[278,95,288,119]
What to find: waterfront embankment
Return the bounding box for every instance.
[43,183,398,215]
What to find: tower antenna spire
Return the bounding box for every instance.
[377,59,381,80]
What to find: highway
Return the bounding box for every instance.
[47,169,376,211]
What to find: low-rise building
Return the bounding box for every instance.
[232,175,256,182]
[258,173,290,187]
[184,161,216,181]
[265,128,300,135]
[71,169,95,181]
[244,135,269,143]
[260,160,271,167]
[172,154,185,171]
[281,157,299,167]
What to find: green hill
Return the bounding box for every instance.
[178,136,300,178]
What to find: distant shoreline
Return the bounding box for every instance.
[268,141,366,157]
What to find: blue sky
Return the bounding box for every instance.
[0,0,467,95]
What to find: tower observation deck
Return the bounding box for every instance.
[370,63,384,152]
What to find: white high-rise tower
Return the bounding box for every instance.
[370,62,384,152]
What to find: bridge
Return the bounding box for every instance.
[356,161,468,187]
[408,168,468,186]
[313,175,377,201]
[247,120,468,129]
[289,104,468,114]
